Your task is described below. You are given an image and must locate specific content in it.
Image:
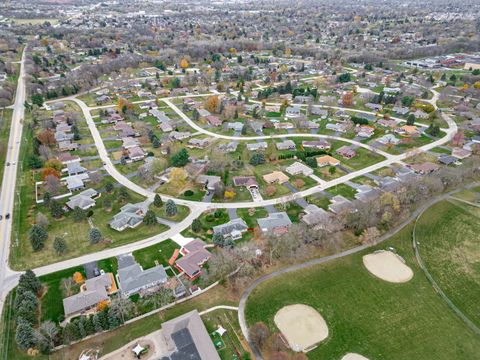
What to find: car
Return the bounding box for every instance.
[6,162,9,166]
[5,213,10,219]
[93,268,100,277]
[0,215,2,220]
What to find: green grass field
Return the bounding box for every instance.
[245,223,480,360]
[415,199,480,329]
[0,109,12,189]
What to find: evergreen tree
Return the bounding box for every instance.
[29,224,48,251]
[165,200,177,217]
[171,148,189,167]
[89,228,103,244]
[18,270,42,294]
[73,206,86,222]
[406,114,416,126]
[43,191,51,206]
[49,200,64,219]
[53,237,67,255]
[143,210,157,226]
[105,181,114,193]
[15,319,37,350]
[213,233,225,247]
[93,313,103,333]
[153,194,163,208]
[191,218,201,232]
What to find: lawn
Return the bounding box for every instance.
[326,183,357,200]
[0,109,12,188]
[245,224,480,360]
[132,239,180,269]
[415,199,480,328]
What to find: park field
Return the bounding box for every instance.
[415,198,480,329]
[245,222,480,360]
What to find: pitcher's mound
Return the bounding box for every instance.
[341,353,369,360]
[274,304,328,352]
[363,250,413,283]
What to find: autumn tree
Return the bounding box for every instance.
[204,96,220,113]
[37,129,56,146]
[169,167,188,189]
[250,322,270,350]
[342,91,354,106]
[41,168,60,181]
[180,58,189,69]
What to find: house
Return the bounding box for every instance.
[452,148,472,159]
[392,106,410,115]
[206,115,222,127]
[57,153,80,165]
[301,205,331,226]
[160,310,221,360]
[117,254,168,297]
[263,171,289,184]
[127,146,146,162]
[276,139,296,151]
[196,175,221,191]
[299,120,319,130]
[377,134,400,145]
[328,195,354,214]
[247,142,268,151]
[63,273,115,317]
[96,95,111,104]
[233,176,258,189]
[395,125,419,137]
[439,155,459,165]
[226,122,244,132]
[310,107,329,118]
[285,106,302,118]
[336,146,356,159]
[197,109,211,118]
[257,212,292,234]
[355,186,381,202]
[408,162,439,174]
[66,161,87,176]
[316,155,340,167]
[355,125,375,138]
[285,162,313,176]
[365,103,383,111]
[65,173,89,192]
[187,138,210,149]
[169,131,191,141]
[176,240,211,279]
[66,189,98,210]
[212,218,249,240]
[377,119,398,129]
[109,202,149,231]
[302,140,331,150]
[274,122,295,130]
[219,141,238,152]
[326,122,348,133]
[122,137,139,149]
[55,131,73,142]
[412,109,429,119]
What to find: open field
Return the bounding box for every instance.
[245,223,480,360]
[415,199,480,328]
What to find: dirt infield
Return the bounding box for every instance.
[341,353,369,360]
[363,250,413,283]
[274,304,328,352]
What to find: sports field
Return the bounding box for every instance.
[245,222,480,360]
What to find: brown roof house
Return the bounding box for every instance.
[176,239,211,280]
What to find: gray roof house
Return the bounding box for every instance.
[196,175,221,191]
[109,202,149,231]
[66,188,98,210]
[159,310,221,360]
[247,142,268,151]
[117,254,168,297]
[328,195,354,214]
[63,273,113,317]
[276,139,296,151]
[212,218,248,240]
[66,161,87,176]
[257,212,292,234]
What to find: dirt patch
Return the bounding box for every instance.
[363,250,413,283]
[341,353,369,360]
[274,304,328,352]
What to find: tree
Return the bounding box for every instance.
[169,167,188,188]
[44,159,62,171]
[329,166,337,175]
[44,174,61,194]
[143,210,157,226]
[89,228,103,244]
[41,167,61,181]
[249,322,270,350]
[305,157,318,168]
[73,206,86,222]
[18,270,42,294]
[191,218,201,232]
[171,148,189,167]
[31,94,44,107]
[337,73,352,83]
[406,114,416,126]
[342,91,354,106]
[180,58,189,69]
[35,320,58,354]
[204,96,220,113]
[53,237,67,255]
[36,212,49,229]
[15,319,37,350]
[29,224,48,251]
[105,181,114,193]
[165,200,177,217]
[153,194,163,208]
[212,233,225,247]
[49,200,64,219]
[37,129,56,146]
[118,187,130,202]
[249,153,265,166]
[42,191,51,206]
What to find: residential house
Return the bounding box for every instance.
[212,218,249,240]
[274,122,295,130]
[310,107,329,118]
[233,176,258,189]
[412,109,429,119]
[377,134,400,145]
[452,148,472,159]
[63,273,115,317]
[392,106,409,115]
[316,155,340,167]
[65,173,89,192]
[301,205,331,226]
[176,239,211,279]
[196,175,221,191]
[302,140,331,150]
[109,202,149,231]
[336,146,356,159]
[285,162,313,176]
[66,188,98,210]
[127,146,146,162]
[187,138,210,149]
[219,141,238,152]
[377,119,398,129]
[169,131,192,141]
[122,137,139,149]
[66,161,87,176]
[365,103,383,111]
[276,140,296,151]
[285,106,302,118]
[408,162,439,174]
[226,122,244,132]
[206,115,222,127]
[439,155,459,165]
[160,310,221,360]
[263,171,289,184]
[328,195,354,214]
[326,122,348,133]
[247,142,268,151]
[257,212,292,234]
[355,125,375,138]
[117,254,168,297]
